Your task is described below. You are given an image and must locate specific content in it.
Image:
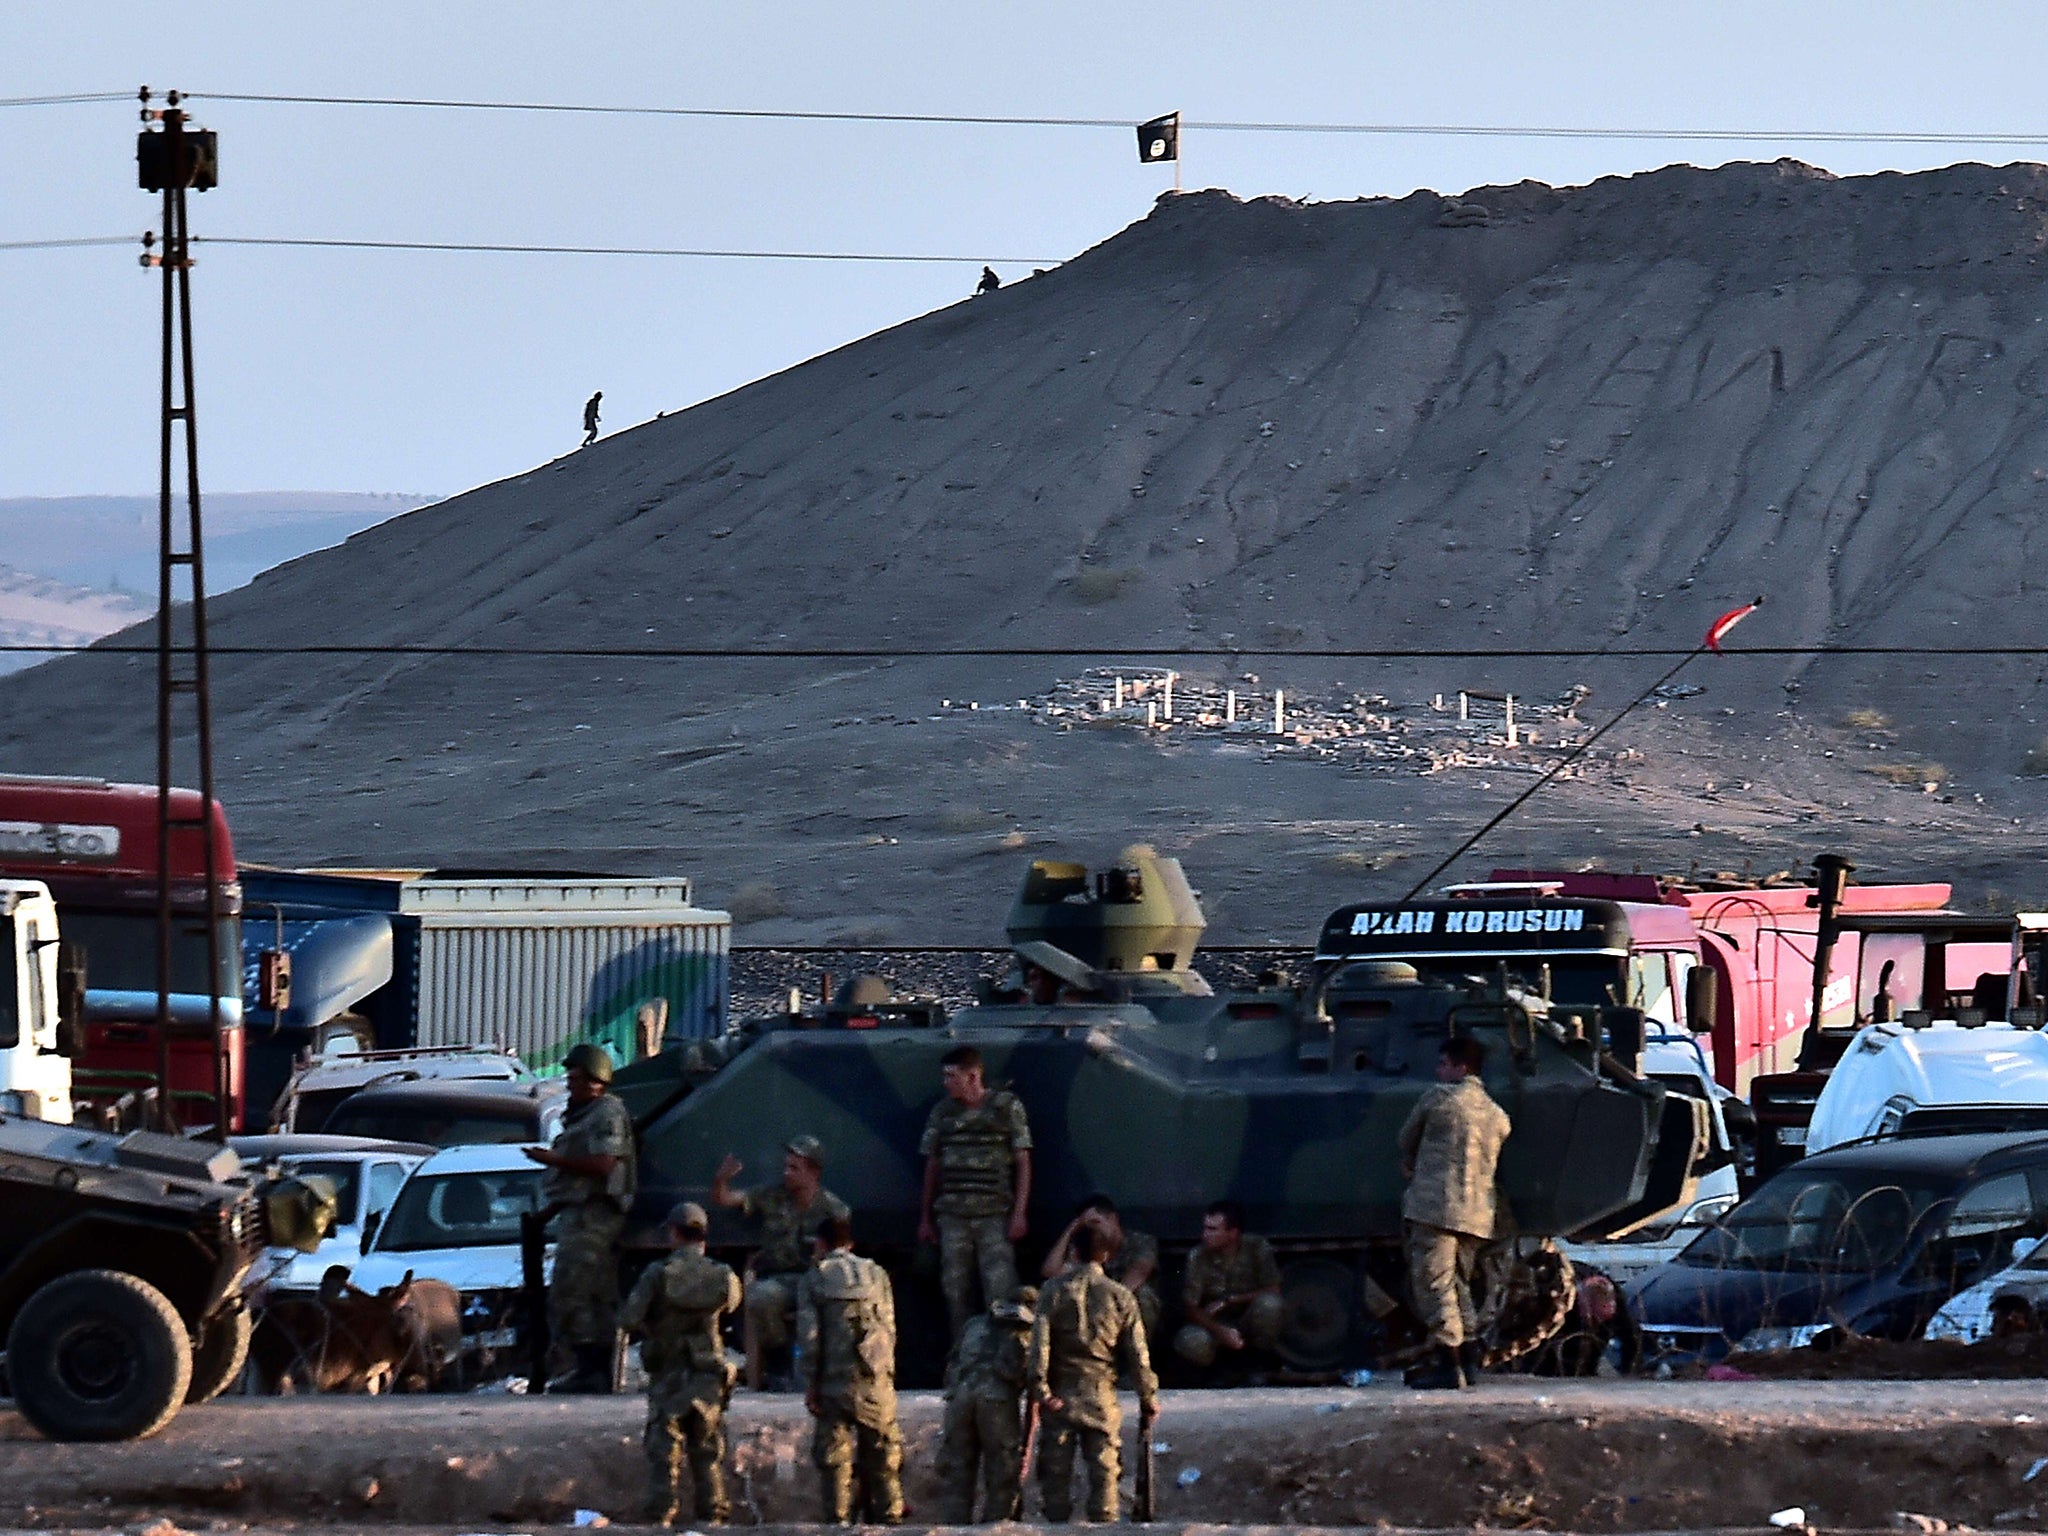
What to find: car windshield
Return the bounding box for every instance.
[323,1103,536,1147]
[377,1167,544,1251]
[1678,1168,1948,1271]
[280,1158,363,1221]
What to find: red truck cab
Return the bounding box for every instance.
[0,776,242,1129]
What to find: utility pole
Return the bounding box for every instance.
[138,88,226,1139]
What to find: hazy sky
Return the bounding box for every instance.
[9,2,2047,499]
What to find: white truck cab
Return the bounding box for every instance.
[0,880,76,1123]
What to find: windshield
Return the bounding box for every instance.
[1399,955,1625,1009]
[280,1158,363,1221]
[1678,1168,1946,1271]
[65,909,242,998]
[377,1166,544,1251]
[323,1103,537,1147]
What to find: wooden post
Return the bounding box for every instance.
[1226,689,1237,723]
[1274,690,1286,734]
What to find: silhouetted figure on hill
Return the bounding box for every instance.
[582,392,603,447]
[975,267,1001,297]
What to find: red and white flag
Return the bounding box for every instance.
[1704,597,1764,653]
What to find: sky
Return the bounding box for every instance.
[9,1,2048,501]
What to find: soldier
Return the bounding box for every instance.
[975,265,1001,295]
[1173,1199,1283,1374]
[523,1041,636,1392]
[582,390,603,446]
[1043,1194,1161,1343]
[1029,1224,1160,1523]
[918,1044,1033,1338]
[937,1285,1037,1523]
[709,1134,849,1387]
[619,1201,741,1527]
[797,1215,903,1525]
[1397,1035,1512,1391]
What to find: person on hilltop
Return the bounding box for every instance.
[709,1134,849,1388]
[1398,1035,1512,1391]
[582,390,603,446]
[975,266,1001,296]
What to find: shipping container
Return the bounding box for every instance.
[402,879,728,1070]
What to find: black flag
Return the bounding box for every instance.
[1136,112,1180,164]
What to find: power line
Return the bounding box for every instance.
[179,90,2048,146]
[0,236,136,251]
[0,90,131,108]
[0,233,1061,265]
[8,642,2048,660]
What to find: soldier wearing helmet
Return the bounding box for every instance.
[525,1041,637,1392]
[709,1133,850,1388]
[938,1284,1039,1523]
[620,1201,742,1526]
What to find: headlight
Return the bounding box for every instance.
[1737,1323,1829,1353]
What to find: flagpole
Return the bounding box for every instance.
[1398,598,1765,900]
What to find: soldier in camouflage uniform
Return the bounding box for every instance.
[709,1134,849,1387]
[797,1215,903,1525]
[1173,1199,1284,1372]
[918,1044,1033,1339]
[1397,1035,1511,1390]
[1044,1194,1161,1343]
[525,1041,637,1392]
[937,1285,1037,1523]
[619,1202,741,1526]
[1028,1224,1159,1523]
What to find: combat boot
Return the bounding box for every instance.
[554,1344,615,1394]
[641,1497,678,1529]
[1457,1341,1485,1384]
[1402,1345,1467,1391]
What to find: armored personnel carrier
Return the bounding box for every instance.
[0,1118,330,1439]
[616,847,1705,1377]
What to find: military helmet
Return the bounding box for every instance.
[668,1200,710,1234]
[992,1287,1037,1326]
[563,1042,615,1082]
[786,1133,826,1168]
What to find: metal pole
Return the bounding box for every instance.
[153,113,178,1134]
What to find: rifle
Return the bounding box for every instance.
[520,1209,551,1394]
[1134,1403,1157,1522]
[1013,1394,1040,1519]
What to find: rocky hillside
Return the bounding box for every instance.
[6,159,2048,940]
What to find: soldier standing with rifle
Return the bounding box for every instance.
[937,1285,1038,1523]
[1028,1223,1159,1524]
[1397,1035,1511,1391]
[619,1202,741,1527]
[523,1042,636,1393]
[797,1215,903,1525]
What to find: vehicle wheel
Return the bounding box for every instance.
[1277,1256,1356,1371]
[7,1269,193,1441]
[186,1304,252,1403]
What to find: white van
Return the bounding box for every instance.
[1806,1019,2048,1153]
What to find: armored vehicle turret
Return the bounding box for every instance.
[617,846,1704,1377]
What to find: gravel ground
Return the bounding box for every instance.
[7,1379,2048,1533]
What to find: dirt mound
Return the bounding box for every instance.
[1727,1331,2048,1379]
[10,161,2048,933]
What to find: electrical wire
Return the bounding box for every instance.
[4,642,2048,660]
[195,235,1064,265]
[0,91,132,108]
[179,91,2048,146]
[0,236,139,251]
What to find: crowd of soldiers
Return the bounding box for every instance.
[529,1034,1510,1526]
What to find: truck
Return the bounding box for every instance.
[0,775,242,1130]
[0,877,83,1122]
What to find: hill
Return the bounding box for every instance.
[4,159,2048,941]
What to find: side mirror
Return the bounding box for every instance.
[1685,966,1719,1036]
[55,941,87,1058]
[359,1209,382,1254]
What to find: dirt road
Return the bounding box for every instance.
[6,1378,2047,1532]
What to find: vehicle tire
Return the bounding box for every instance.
[185,1304,252,1404]
[1277,1255,1357,1371]
[7,1269,194,1441]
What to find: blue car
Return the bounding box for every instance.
[1630,1130,2048,1365]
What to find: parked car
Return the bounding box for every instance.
[230,1133,432,1294]
[1806,1019,2048,1153]
[1925,1234,2048,1341]
[1630,1130,2048,1365]
[319,1078,566,1149]
[349,1142,550,1380]
[270,1045,534,1133]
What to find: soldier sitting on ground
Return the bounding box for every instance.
[1173,1199,1283,1377]
[709,1134,848,1387]
[797,1215,903,1526]
[938,1285,1037,1524]
[1043,1193,1161,1343]
[1029,1223,1160,1523]
[619,1202,741,1527]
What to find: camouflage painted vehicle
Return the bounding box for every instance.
[614,847,1705,1379]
